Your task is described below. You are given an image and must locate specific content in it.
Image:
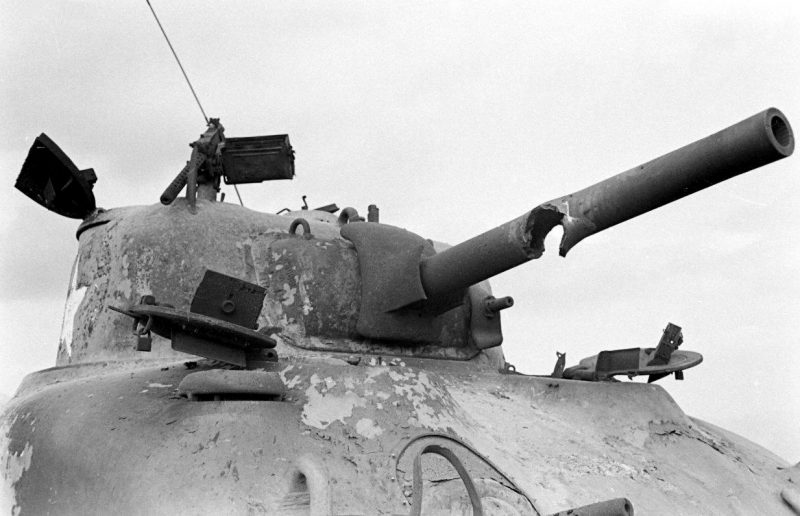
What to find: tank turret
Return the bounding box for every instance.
[10,108,795,368]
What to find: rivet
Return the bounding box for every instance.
[221,300,235,314]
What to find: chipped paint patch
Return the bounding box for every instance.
[147,383,173,388]
[1,415,33,515]
[241,242,259,284]
[116,252,133,298]
[279,365,303,389]
[302,374,365,429]
[281,283,297,306]
[296,272,314,315]
[59,257,88,358]
[355,418,383,438]
[389,370,450,429]
[133,247,154,294]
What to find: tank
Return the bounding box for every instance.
[2,103,798,515]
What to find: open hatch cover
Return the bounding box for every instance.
[16,133,96,219]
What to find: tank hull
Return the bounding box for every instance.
[2,355,795,515]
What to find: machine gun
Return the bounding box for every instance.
[159,118,295,211]
[159,118,225,211]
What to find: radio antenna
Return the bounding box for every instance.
[145,0,209,124]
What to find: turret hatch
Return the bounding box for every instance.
[15,133,97,219]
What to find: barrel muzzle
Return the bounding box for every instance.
[553,107,793,255]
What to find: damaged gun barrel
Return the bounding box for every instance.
[420,108,794,298]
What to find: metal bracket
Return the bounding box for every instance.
[562,322,701,382]
[110,270,275,368]
[468,286,508,350]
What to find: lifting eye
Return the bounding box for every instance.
[281,472,310,514]
[278,455,331,516]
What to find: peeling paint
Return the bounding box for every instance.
[355,418,383,438]
[388,370,450,428]
[242,242,259,284]
[59,257,88,358]
[281,283,296,306]
[279,366,303,389]
[133,247,154,294]
[1,415,33,516]
[117,253,133,298]
[294,272,315,316]
[302,374,366,429]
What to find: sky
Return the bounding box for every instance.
[1,1,798,461]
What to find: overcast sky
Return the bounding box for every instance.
[1,1,798,461]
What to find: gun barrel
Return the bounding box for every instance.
[160,163,190,205]
[420,108,794,298]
